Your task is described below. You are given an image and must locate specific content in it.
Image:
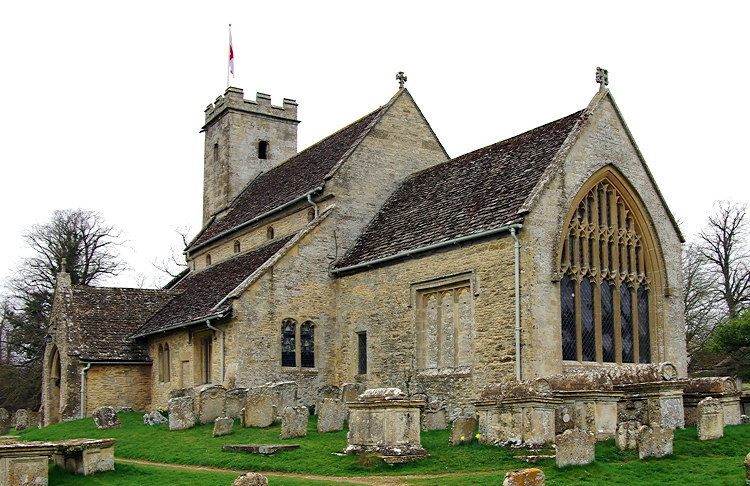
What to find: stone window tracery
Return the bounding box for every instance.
[559,174,652,364]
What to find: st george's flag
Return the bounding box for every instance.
[228,25,235,77]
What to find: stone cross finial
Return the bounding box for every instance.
[596,67,609,90]
[396,71,407,88]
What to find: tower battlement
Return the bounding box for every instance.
[204,87,298,127]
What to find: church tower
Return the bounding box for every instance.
[201,87,299,224]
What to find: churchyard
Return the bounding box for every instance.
[10,411,750,485]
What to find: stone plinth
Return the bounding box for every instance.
[345,388,427,460]
[0,440,57,486]
[503,468,546,485]
[53,438,116,476]
[616,381,686,429]
[243,387,276,428]
[232,472,269,485]
[280,406,309,439]
[683,377,741,426]
[198,385,226,424]
[317,398,345,433]
[449,415,477,446]
[555,428,595,467]
[638,424,673,459]
[213,417,234,437]
[222,444,300,455]
[555,391,621,440]
[92,407,121,429]
[168,396,196,431]
[476,397,561,447]
[697,397,724,441]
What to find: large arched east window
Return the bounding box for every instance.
[560,169,654,364]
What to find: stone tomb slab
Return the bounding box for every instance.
[53,438,116,476]
[0,440,57,486]
[222,444,300,455]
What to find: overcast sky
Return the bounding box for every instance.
[1,1,748,289]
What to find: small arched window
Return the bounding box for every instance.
[206,254,212,266]
[267,226,275,240]
[281,319,296,367]
[258,141,269,159]
[301,321,315,368]
[233,240,241,253]
[158,344,171,383]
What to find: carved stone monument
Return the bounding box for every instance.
[697,397,724,440]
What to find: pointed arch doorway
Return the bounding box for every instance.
[47,346,62,424]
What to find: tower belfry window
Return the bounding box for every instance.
[258,141,269,159]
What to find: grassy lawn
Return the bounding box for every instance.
[17,413,750,485]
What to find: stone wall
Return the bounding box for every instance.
[86,365,151,414]
[337,237,517,412]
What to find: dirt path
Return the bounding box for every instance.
[116,458,508,485]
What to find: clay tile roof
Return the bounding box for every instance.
[68,287,176,362]
[135,235,294,337]
[335,110,584,269]
[190,101,391,250]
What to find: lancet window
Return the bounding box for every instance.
[560,176,651,364]
[281,318,315,368]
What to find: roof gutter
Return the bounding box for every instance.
[332,223,523,275]
[188,186,324,256]
[131,311,229,339]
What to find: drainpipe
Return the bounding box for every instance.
[206,320,225,383]
[307,193,319,219]
[510,227,522,381]
[80,362,92,419]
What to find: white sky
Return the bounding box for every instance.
[1,1,748,289]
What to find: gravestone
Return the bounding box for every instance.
[13,409,29,431]
[422,408,447,431]
[266,382,298,415]
[0,408,9,435]
[198,385,226,424]
[697,397,724,440]
[143,410,168,426]
[280,406,309,439]
[232,472,269,486]
[213,417,234,437]
[342,383,366,404]
[317,398,345,433]
[92,407,121,429]
[503,468,546,486]
[449,415,477,446]
[745,452,750,485]
[555,428,595,467]
[616,421,640,450]
[243,387,276,428]
[225,388,248,419]
[168,396,196,431]
[26,411,40,429]
[638,424,673,459]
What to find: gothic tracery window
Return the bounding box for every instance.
[560,175,651,364]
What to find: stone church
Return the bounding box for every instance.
[42,72,687,424]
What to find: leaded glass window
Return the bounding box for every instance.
[281,319,296,367]
[559,175,652,364]
[301,321,315,368]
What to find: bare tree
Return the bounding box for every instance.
[683,242,724,358]
[151,225,191,284]
[698,201,750,320]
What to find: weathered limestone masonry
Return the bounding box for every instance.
[337,236,516,413]
[91,407,120,429]
[503,468,546,486]
[202,88,299,224]
[637,423,673,459]
[683,377,742,426]
[449,415,477,446]
[279,406,308,440]
[86,365,151,413]
[520,93,686,380]
[346,388,428,462]
[0,441,57,486]
[52,438,116,476]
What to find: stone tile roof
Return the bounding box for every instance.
[189,98,395,250]
[134,235,294,337]
[67,287,176,362]
[335,110,585,269]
